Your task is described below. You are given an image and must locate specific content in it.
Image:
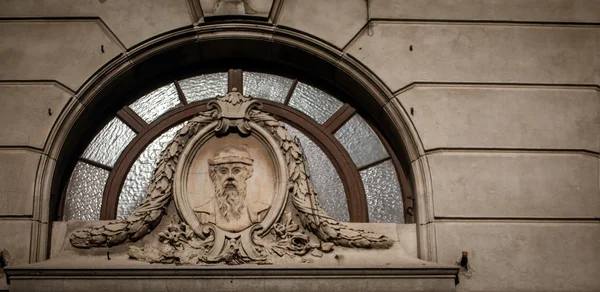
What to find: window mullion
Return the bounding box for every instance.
[116,106,149,134]
[173,80,188,106]
[283,79,298,105]
[323,104,356,133]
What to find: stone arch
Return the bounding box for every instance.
[42,22,431,260]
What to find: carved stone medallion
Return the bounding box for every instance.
[69,88,394,265]
[174,112,288,261]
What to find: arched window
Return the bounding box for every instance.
[60,69,412,224]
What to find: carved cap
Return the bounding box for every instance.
[208,146,253,165]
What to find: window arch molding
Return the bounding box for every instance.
[45,22,430,258]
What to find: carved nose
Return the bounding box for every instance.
[227,177,234,181]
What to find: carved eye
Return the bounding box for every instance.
[232,167,241,174]
[219,168,228,174]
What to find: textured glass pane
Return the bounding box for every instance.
[283,123,350,222]
[179,72,228,103]
[130,83,181,123]
[243,72,293,103]
[63,161,109,221]
[360,160,403,223]
[116,123,185,219]
[288,82,343,124]
[82,118,136,167]
[335,114,389,168]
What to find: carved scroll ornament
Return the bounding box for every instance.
[70,88,393,264]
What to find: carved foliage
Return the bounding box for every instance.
[250,110,394,249]
[70,92,393,260]
[269,212,326,258]
[208,88,260,135]
[70,111,216,248]
[128,215,265,265]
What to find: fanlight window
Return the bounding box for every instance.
[62,70,408,223]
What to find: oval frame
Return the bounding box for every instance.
[174,121,288,238]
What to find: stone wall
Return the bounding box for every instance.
[0,1,598,291]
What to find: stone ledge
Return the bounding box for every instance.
[6,264,458,278]
[5,261,459,292]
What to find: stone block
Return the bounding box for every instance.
[0,21,122,90]
[316,278,368,292]
[60,279,124,292]
[435,222,600,291]
[428,152,599,218]
[205,278,266,292]
[0,220,32,291]
[397,86,600,152]
[348,23,599,91]
[369,0,600,23]
[365,278,455,292]
[9,279,63,292]
[0,150,40,216]
[278,0,367,48]
[0,0,191,48]
[50,221,68,258]
[7,277,458,292]
[397,223,418,258]
[0,84,72,149]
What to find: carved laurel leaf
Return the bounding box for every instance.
[69,111,216,248]
[70,100,393,251]
[249,110,394,249]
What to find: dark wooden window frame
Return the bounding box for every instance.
[59,70,413,223]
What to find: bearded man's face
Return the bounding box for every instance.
[210,163,252,222]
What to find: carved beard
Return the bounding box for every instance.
[213,180,247,222]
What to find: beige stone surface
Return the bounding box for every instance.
[7,277,455,292]
[348,23,599,92]
[397,223,418,258]
[9,279,64,292]
[383,98,425,161]
[0,0,191,48]
[0,150,40,216]
[0,84,72,149]
[428,152,599,218]
[369,0,600,23]
[50,221,68,258]
[342,223,418,258]
[435,222,600,291]
[397,85,600,152]
[278,0,367,48]
[0,21,121,90]
[0,220,32,290]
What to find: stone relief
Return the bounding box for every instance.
[201,0,273,17]
[194,147,270,232]
[70,88,394,265]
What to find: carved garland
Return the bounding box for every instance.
[70,111,216,248]
[70,95,393,251]
[249,110,393,249]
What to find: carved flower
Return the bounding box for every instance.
[287,232,311,256]
[159,231,179,246]
[159,222,185,248]
[273,223,286,238]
